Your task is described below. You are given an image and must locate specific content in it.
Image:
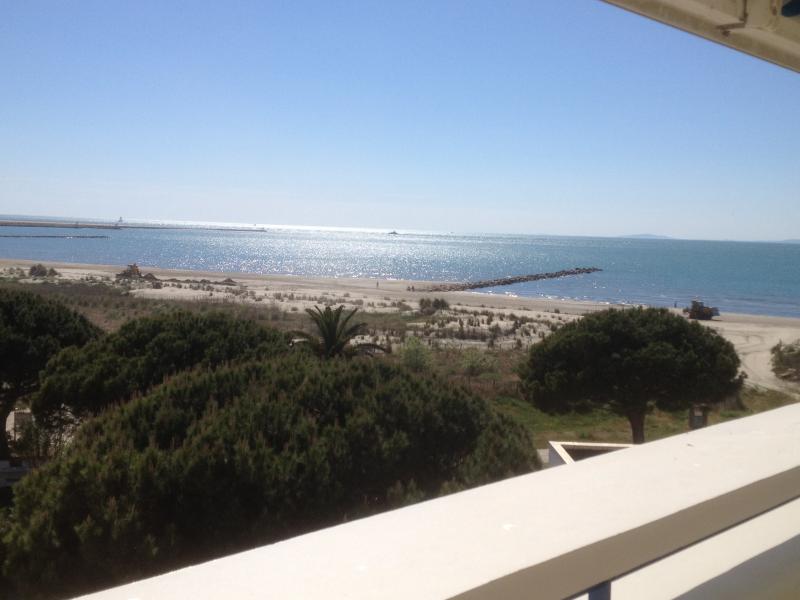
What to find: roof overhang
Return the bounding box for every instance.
[602,0,800,73]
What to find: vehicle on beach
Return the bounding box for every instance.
[684,299,720,320]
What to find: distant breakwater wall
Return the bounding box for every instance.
[427,267,602,292]
[0,220,268,233]
[0,234,109,239]
[0,220,122,230]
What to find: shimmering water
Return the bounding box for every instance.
[1,218,798,317]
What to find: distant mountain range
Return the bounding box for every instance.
[620,235,800,243]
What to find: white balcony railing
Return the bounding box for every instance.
[79,403,800,599]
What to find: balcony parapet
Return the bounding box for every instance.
[79,403,800,599]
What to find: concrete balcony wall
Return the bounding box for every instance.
[79,403,800,600]
[615,496,800,598]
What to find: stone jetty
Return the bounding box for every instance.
[0,234,109,239]
[427,267,601,292]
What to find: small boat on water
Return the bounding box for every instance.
[388,230,399,235]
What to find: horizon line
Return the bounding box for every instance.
[0,213,796,245]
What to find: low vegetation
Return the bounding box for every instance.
[0,271,573,349]
[494,386,793,446]
[418,297,449,315]
[401,335,433,371]
[772,340,800,382]
[27,264,58,278]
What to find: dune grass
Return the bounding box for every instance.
[2,278,796,448]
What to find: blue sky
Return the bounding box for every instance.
[1,1,798,240]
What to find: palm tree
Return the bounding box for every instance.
[293,305,385,358]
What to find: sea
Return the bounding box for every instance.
[1,216,798,318]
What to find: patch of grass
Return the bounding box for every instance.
[0,281,292,332]
[710,386,798,423]
[494,386,798,448]
[493,396,635,446]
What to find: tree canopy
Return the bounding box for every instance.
[32,310,291,425]
[1,354,537,598]
[518,307,744,443]
[0,288,100,459]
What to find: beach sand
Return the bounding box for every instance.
[2,258,798,396]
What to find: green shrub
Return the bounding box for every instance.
[28,264,49,277]
[401,336,432,371]
[1,355,537,598]
[432,298,449,311]
[418,297,449,315]
[462,349,498,380]
[772,340,800,381]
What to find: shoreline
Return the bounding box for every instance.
[2,223,797,319]
[2,257,799,396]
[1,256,798,322]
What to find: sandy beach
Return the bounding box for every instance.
[2,258,799,397]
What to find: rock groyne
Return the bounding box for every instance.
[427,267,601,292]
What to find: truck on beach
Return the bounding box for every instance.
[684,299,720,320]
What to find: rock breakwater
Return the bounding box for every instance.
[427,267,601,292]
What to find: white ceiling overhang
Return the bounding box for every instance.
[602,0,800,72]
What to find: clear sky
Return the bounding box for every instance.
[1,1,798,240]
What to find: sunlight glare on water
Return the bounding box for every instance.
[1,222,798,317]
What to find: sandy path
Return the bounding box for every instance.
[702,314,800,397]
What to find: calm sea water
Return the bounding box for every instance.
[1,218,798,318]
